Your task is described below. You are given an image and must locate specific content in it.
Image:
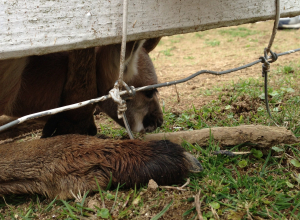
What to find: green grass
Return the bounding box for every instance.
[248,38,258,42]
[2,62,300,219]
[181,142,300,219]
[283,65,294,74]
[168,35,184,44]
[1,62,300,220]
[219,27,257,38]
[98,124,127,138]
[205,40,220,47]
[160,47,176,56]
[195,33,204,38]
[183,56,195,60]
[151,62,300,219]
[1,34,300,219]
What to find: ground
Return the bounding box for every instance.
[1,21,300,219]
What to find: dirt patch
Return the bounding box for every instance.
[81,188,197,220]
[221,95,262,115]
[151,21,300,113]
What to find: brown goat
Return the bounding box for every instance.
[0,134,202,199]
[0,39,162,137]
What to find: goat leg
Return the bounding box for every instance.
[42,48,97,138]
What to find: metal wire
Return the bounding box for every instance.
[0,0,295,135]
[1,47,299,134]
[262,0,281,124]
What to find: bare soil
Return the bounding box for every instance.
[152,21,300,114]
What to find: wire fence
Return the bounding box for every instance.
[1,47,299,134]
[0,0,299,137]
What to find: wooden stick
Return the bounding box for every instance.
[145,125,298,148]
[195,190,204,220]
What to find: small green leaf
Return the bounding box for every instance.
[251,149,263,158]
[290,159,300,167]
[227,114,234,119]
[106,193,114,200]
[261,198,271,204]
[205,211,213,218]
[239,115,243,122]
[225,105,231,110]
[295,174,300,184]
[259,93,265,100]
[97,208,110,219]
[269,90,279,97]
[238,160,248,168]
[286,181,294,188]
[132,195,141,205]
[257,107,264,112]
[285,88,295,93]
[209,202,220,209]
[186,197,195,202]
[272,146,284,152]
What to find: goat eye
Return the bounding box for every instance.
[143,89,157,99]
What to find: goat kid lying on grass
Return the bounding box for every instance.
[0,134,203,199]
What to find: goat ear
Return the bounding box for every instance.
[143,37,162,53]
[122,40,145,82]
[125,40,145,57]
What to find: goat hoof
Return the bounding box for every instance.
[184,152,203,172]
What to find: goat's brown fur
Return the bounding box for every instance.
[0,134,202,199]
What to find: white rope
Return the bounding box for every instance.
[108,0,135,139]
[109,87,127,119]
[117,0,129,89]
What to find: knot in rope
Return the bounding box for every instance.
[121,81,136,99]
[260,55,270,77]
[109,81,136,119]
[109,87,127,119]
[264,48,278,63]
[260,48,278,77]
